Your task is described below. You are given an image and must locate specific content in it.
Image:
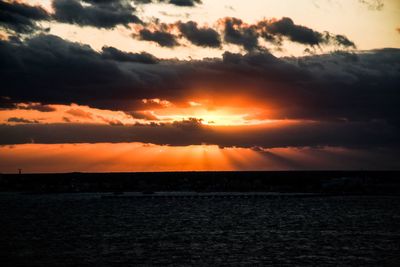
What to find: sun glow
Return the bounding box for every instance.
[1,143,385,173]
[0,98,280,126]
[0,143,263,173]
[157,111,249,126]
[152,98,278,126]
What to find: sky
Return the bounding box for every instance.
[0,0,399,173]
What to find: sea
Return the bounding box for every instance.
[1,193,399,266]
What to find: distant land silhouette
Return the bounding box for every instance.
[0,171,399,195]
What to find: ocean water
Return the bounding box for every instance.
[1,193,399,266]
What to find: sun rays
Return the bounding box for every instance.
[2,143,395,173]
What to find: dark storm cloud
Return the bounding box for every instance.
[101,46,159,64]
[258,17,323,46]
[0,120,398,149]
[218,17,355,51]
[1,33,399,150]
[1,34,399,125]
[176,21,221,48]
[258,18,354,48]
[168,0,201,7]
[0,100,56,112]
[0,34,183,110]
[134,0,202,7]
[0,96,18,110]
[138,28,178,47]
[132,17,354,51]
[134,20,221,48]
[52,0,141,28]
[172,117,203,131]
[220,17,260,51]
[0,1,50,33]
[329,34,356,48]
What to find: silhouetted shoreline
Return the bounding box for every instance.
[1,171,399,195]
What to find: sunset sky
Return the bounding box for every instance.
[1,0,400,172]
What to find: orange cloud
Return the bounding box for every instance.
[65,108,93,119]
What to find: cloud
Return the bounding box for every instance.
[132,17,354,51]
[134,0,202,7]
[258,17,323,46]
[128,111,159,120]
[0,0,202,34]
[328,34,356,48]
[0,96,16,110]
[134,19,222,48]
[96,115,124,126]
[52,0,141,28]
[101,46,159,64]
[0,34,399,125]
[358,0,384,10]
[0,1,50,33]
[172,117,203,130]
[63,117,72,122]
[108,120,124,126]
[258,17,355,48]
[0,120,398,149]
[16,102,56,112]
[219,17,260,51]
[217,17,355,51]
[0,100,56,112]
[261,17,355,48]
[65,108,93,119]
[7,117,39,124]
[0,34,166,111]
[138,28,178,47]
[176,21,221,48]
[168,0,201,6]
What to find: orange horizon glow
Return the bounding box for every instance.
[0,143,262,173]
[0,143,391,173]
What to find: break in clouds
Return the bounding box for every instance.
[0,33,399,150]
[0,0,399,152]
[1,34,399,121]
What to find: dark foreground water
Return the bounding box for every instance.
[1,193,400,266]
